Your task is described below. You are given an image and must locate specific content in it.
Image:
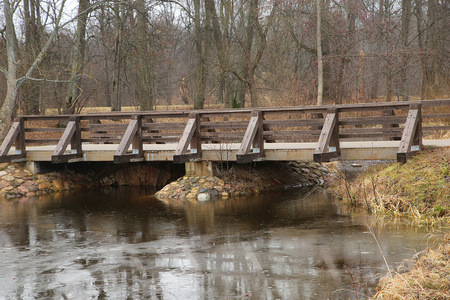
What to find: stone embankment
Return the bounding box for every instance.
[0,163,94,200]
[155,161,335,201]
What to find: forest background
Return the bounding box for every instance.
[0,0,448,138]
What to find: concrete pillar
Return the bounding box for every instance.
[25,161,44,174]
[185,161,213,177]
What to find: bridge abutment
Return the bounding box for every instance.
[185,161,213,177]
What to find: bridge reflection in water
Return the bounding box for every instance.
[0,187,428,299]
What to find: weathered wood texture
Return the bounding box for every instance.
[397,104,423,163]
[173,113,202,164]
[237,110,264,163]
[0,99,449,164]
[314,109,340,163]
[52,116,83,163]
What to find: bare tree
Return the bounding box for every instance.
[0,0,67,139]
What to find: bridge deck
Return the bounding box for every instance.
[8,140,449,162]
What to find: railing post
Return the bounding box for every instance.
[313,108,340,163]
[397,103,422,163]
[71,116,82,156]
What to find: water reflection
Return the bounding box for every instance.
[0,187,428,299]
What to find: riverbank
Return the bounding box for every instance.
[329,146,449,299]
[329,146,449,226]
[374,233,449,299]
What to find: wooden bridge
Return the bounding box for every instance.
[1,99,449,166]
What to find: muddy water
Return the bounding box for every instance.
[0,187,428,299]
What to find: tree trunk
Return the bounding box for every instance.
[22,0,42,115]
[64,0,90,115]
[136,0,153,111]
[193,0,207,109]
[370,0,384,100]
[316,0,323,106]
[99,4,112,107]
[112,0,125,111]
[400,0,411,101]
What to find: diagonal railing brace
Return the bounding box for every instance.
[237,110,265,163]
[397,103,422,163]
[0,117,26,163]
[114,115,144,163]
[314,108,341,163]
[52,116,83,163]
[173,113,202,164]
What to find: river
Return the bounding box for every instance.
[0,187,428,299]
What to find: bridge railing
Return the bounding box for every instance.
[0,99,449,164]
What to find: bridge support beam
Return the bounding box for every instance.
[314,108,341,163]
[185,161,213,177]
[397,103,422,163]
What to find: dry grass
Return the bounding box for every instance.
[374,234,450,300]
[329,147,450,226]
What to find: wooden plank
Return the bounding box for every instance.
[89,133,125,138]
[142,123,186,130]
[314,109,340,163]
[173,113,202,164]
[237,110,264,163]
[142,137,181,143]
[201,131,245,137]
[52,153,83,164]
[422,113,450,119]
[87,124,128,131]
[263,130,322,136]
[397,104,422,163]
[26,139,61,144]
[82,138,121,143]
[339,116,406,126]
[201,122,249,129]
[201,136,243,142]
[340,127,403,134]
[423,125,450,132]
[25,128,65,132]
[263,119,324,128]
[0,154,27,163]
[339,133,402,139]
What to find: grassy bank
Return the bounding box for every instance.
[330,146,449,226]
[373,233,449,299]
[329,147,449,299]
